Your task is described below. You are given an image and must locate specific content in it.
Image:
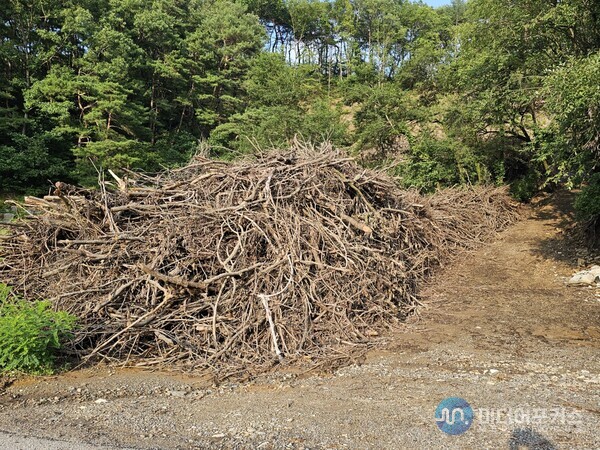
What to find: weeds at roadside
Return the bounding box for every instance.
[0,284,77,375]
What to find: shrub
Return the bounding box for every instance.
[575,173,600,246]
[510,171,540,202]
[575,173,600,222]
[0,284,77,374]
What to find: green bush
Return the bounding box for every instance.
[575,173,600,222]
[510,171,540,202]
[0,284,77,374]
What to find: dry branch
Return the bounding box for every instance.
[0,141,520,376]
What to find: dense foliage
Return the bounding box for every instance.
[0,0,598,222]
[0,284,77,374]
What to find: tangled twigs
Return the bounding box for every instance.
[0,141,520,376]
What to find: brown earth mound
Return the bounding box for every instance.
[0,142,519,376]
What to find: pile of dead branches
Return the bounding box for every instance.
[0,142,519,375]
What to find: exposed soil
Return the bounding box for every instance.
[0,191,599,449]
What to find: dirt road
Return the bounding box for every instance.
[0,193,599,449]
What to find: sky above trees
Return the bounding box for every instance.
[423,0,450,7]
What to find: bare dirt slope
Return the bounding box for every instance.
[0,192,599,449]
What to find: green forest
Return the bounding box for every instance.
[1,0,599,224]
